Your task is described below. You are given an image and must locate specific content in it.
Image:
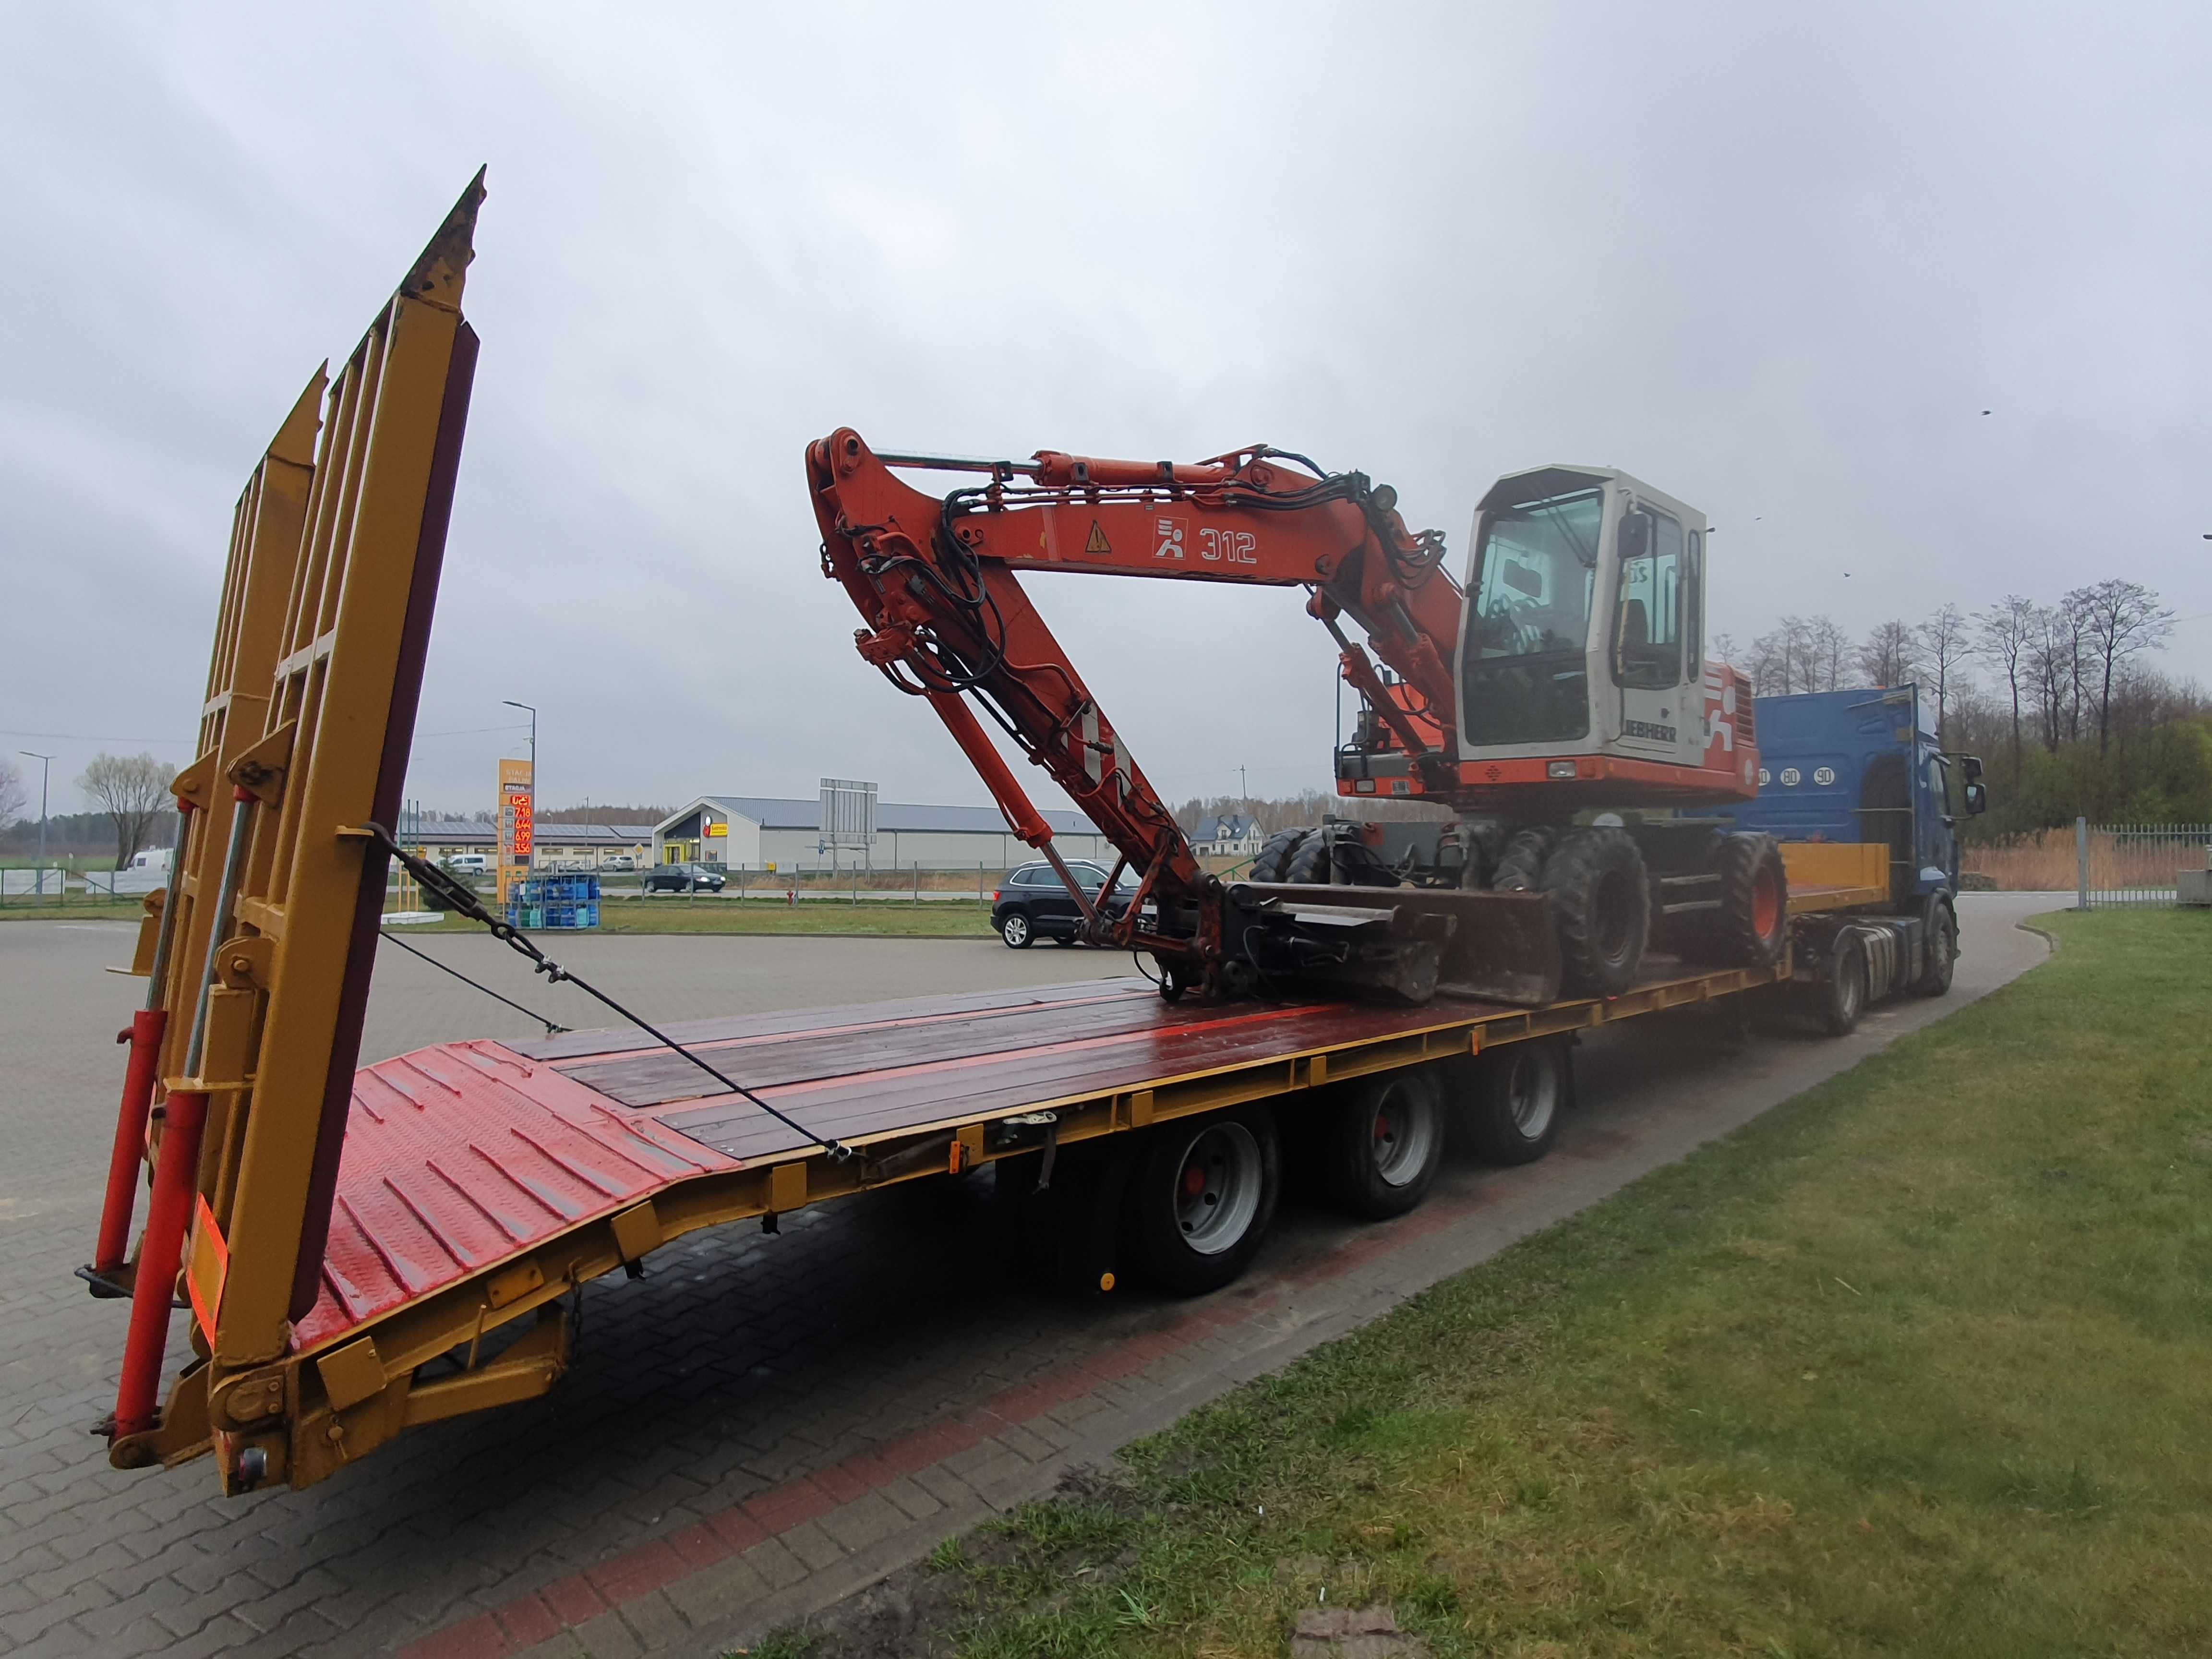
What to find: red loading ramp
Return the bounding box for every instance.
[295,1040,735,1353]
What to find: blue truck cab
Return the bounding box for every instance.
[1718,683,1986,1027]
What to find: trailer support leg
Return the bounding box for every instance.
[92,1009,169,1283]
[110,1090,209,1442]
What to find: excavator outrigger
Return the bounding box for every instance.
[809,432,1779,1006]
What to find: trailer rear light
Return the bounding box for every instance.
[1547,761,1577,779]
[1353,779,1377,793]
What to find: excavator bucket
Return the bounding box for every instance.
[1226,882,1563,1007]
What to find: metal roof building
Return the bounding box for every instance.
[653,796,1110,871]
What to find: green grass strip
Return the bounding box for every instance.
[883,909,2211,1658]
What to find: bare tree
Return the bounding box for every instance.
[2027,603,2073,752]
[1855,619,1920,690]
[0,759,25,832]
[1808,615,1849,691]
[1916,603,1971,744]
[78,753,172,869]
[1975,594,2037,770]
[2068,579,2176,756]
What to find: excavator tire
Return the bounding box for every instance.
[1676,832,1789,972]
[1490,827,1559,892]
[1283,829,1335,885]
[1250,827,1312,884]
[1540,828,1651,998]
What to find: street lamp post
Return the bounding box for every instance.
[18,751,50,897]
[502,701,536,871]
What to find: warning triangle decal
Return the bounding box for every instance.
[1084,520,1112,556]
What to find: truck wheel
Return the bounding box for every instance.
[1709,832,1790,971]
[1460,1038,1570,1165]
[1124,1107,1280,1294]
[1000,912,1033,948]
[1490,827,1558,892]
[1251,827,1311,883]
[1322,1069,1446,1219]
[1913,898,1957,997]
[1816,933,1867,1035]
[1543,829,1650,998]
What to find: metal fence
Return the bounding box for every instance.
[2075,818,2212,909]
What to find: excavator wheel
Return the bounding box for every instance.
[1283,830,1334,885]
[1250,827,1312,884]
[1676,832,1789,972]
[1540,828,1651,998]
[1490,827,1559,892]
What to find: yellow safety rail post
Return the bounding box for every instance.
[102,173,487,1491]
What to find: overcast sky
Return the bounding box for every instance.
[4,3,2208,821]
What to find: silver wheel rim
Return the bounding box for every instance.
[1004,914,1028,945]
[1368,1082,1440,1187]
[1171,1122,1263,1254]
[1503,1051,1558,1140]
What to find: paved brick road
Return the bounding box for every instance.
[0,903,2053,1657]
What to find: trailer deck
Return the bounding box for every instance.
[292,961,1785,1370]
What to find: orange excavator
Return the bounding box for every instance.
[808,432,1780,1006]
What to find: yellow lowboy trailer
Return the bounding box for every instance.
[82,177,1934,1496]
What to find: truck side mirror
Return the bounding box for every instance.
[1617,511,1651,561]
[1963,781,1987,816]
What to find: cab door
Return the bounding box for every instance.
[1608,507,1700,763]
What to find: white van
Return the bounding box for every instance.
[443,853,489,876]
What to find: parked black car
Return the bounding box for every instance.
[991,861,1139,947]
[643,861,727,893]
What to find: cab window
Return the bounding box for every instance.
[1613,510,1684,689]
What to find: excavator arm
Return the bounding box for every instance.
[806,428,1468,974]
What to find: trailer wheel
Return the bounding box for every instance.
[1461,1038,1570,1165]
[1251,827,1311,883]
[1542,829,1650,998]
[1124,1107,1280,1294]
[1000,912,1033,948]
[1283,830,1334,885]
[1322,1069,1446,1219]
[1816,933,1867,1035]
[1913,898,1957,997]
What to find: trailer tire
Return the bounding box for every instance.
[1321,1069,1446,1219]
[1124,1106,1280,1295]
[1913,897,1957,997]
[1543,829,1650,998]
[1490,827,1558,892]
[1460,1038,1570,1165]
[1686,831,1790,972]
[1251,828,1312,884]
[1817,933,1867,1035]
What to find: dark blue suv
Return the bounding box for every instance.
[991,861,1138,947]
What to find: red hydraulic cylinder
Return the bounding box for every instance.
[91,797,192,1281]
[925,689,1055,847]
[94,1008,169,1274]
[111,1089,208,1438]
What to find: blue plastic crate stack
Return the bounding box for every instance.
[505,872,600,930]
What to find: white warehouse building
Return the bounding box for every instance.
[653,796,1112,872]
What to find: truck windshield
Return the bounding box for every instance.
[1463,489,1600,745]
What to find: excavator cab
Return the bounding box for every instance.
[1456,466,1719,789]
